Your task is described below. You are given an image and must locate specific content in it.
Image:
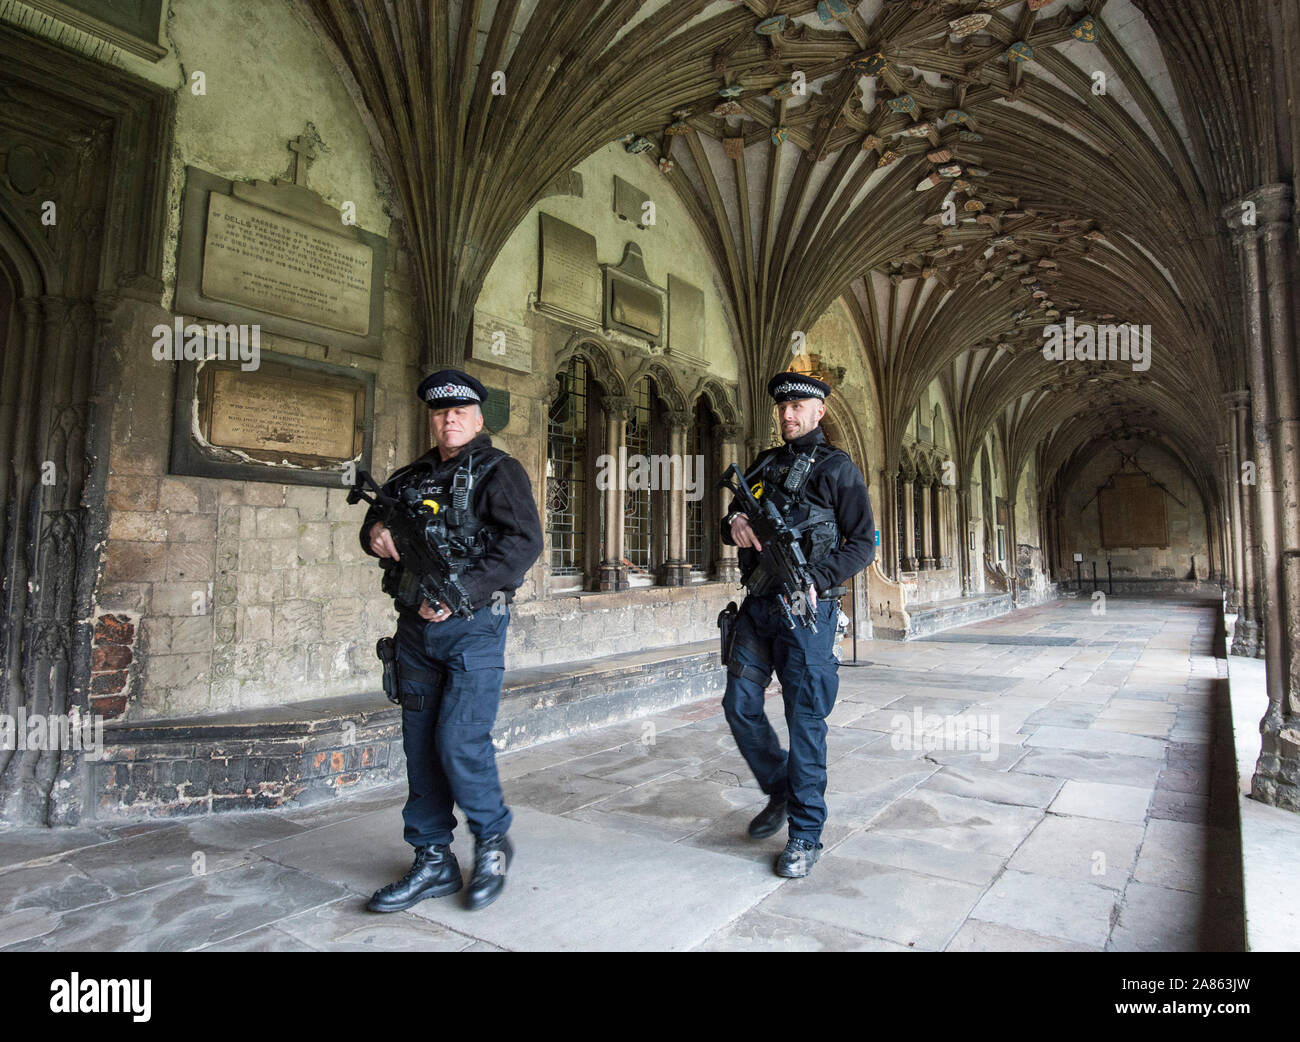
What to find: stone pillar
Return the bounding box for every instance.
[901,477,916,571]
[1231,184,1300,809]
[935,485,948,567]
[598,397,629,591]
[958,487,973,595]
[1228,391,1260,655]
[715,422,742,583]
[1218,442,1239,611]
[663,410,690,586]
[919,481,934,568]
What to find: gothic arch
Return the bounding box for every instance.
[553,333,626,399]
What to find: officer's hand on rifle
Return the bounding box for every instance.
[369,521,400,561]
[419,599,452,623]
[808,585,818,612]
[730,513,763,551]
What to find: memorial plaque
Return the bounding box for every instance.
[1099,474,1168,548]
[538,213,600,323]
[176,166,387,357]
[471,310,533,373]
[202,192,373,336]
[171,349,374,487]
[208,369,356,460]
[668,275,706,364]
[610,278,663,338]
[613,175,650,227]
[602,242,665,348]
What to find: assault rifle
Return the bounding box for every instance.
[718,462,819,634]
[347,471,475,619]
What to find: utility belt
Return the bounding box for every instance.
[376,636,445,711]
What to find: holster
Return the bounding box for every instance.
[717,601,738,666]
[376,636,401,705]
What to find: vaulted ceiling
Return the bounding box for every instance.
[299,0,1295,505]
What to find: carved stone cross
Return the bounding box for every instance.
[288,135,316,187]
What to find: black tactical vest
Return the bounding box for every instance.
[380,448,506,602]
[740,444,844,589]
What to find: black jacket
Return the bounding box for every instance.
[720,426,876,591]
[359,433,543,610]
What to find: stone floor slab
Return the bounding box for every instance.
[971,869,1118,948]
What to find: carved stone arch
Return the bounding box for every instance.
[627,359,686,412]
[820,394,870,473]
[691,376,740,426]
[0,200,56,298]
[553,332,625,399]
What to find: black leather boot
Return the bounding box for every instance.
[747,792,788,838]
[775,837,823,878]
[465,833,513,911]
[367,844,462,912]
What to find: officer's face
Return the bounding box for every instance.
[430,404,484,454]
[777,398,825,441]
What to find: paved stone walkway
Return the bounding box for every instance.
[0,596,1244,951]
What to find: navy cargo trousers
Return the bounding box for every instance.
[394,605,512,849]
[722,594,840,842]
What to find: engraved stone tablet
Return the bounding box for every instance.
[610,278,662,338]
[602,242,665,347]
[613,175,650,227]
[538,213,600,322]
[471,310,533,373]
[176,166,387,357]
[668,275,706,364]
[201,192,373,336]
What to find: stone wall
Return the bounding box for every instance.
[1056,438,1210,582]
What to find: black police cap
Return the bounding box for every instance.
[416,369,487,409]
[767,372,830,403]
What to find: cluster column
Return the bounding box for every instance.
[1227,185,1300,810]
[597,396,630,591]
[663,410,690,586]
[715,422,743,583]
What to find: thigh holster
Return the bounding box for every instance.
[727,635,773,688]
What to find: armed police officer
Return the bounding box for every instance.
[359,369,542,912]
[719,372,875,877]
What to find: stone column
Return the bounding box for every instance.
[715,422,743,583]
[919,481,934,568]
[1228,391,1260,655]
[935,485,948,567]
[598,397,629,591]
[1218,443,1239,611]
[1232,185,1300,809]
[958,487,973,595]
[663,410,690,586]
[901,476,916,571]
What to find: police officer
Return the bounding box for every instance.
[720,372,875,877]
[360,369,542,912]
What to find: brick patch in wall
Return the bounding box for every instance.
[90,612,139,720]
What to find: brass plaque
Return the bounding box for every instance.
[201,192,373,336]
[538,213,600,321]
[198,362,363,466]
